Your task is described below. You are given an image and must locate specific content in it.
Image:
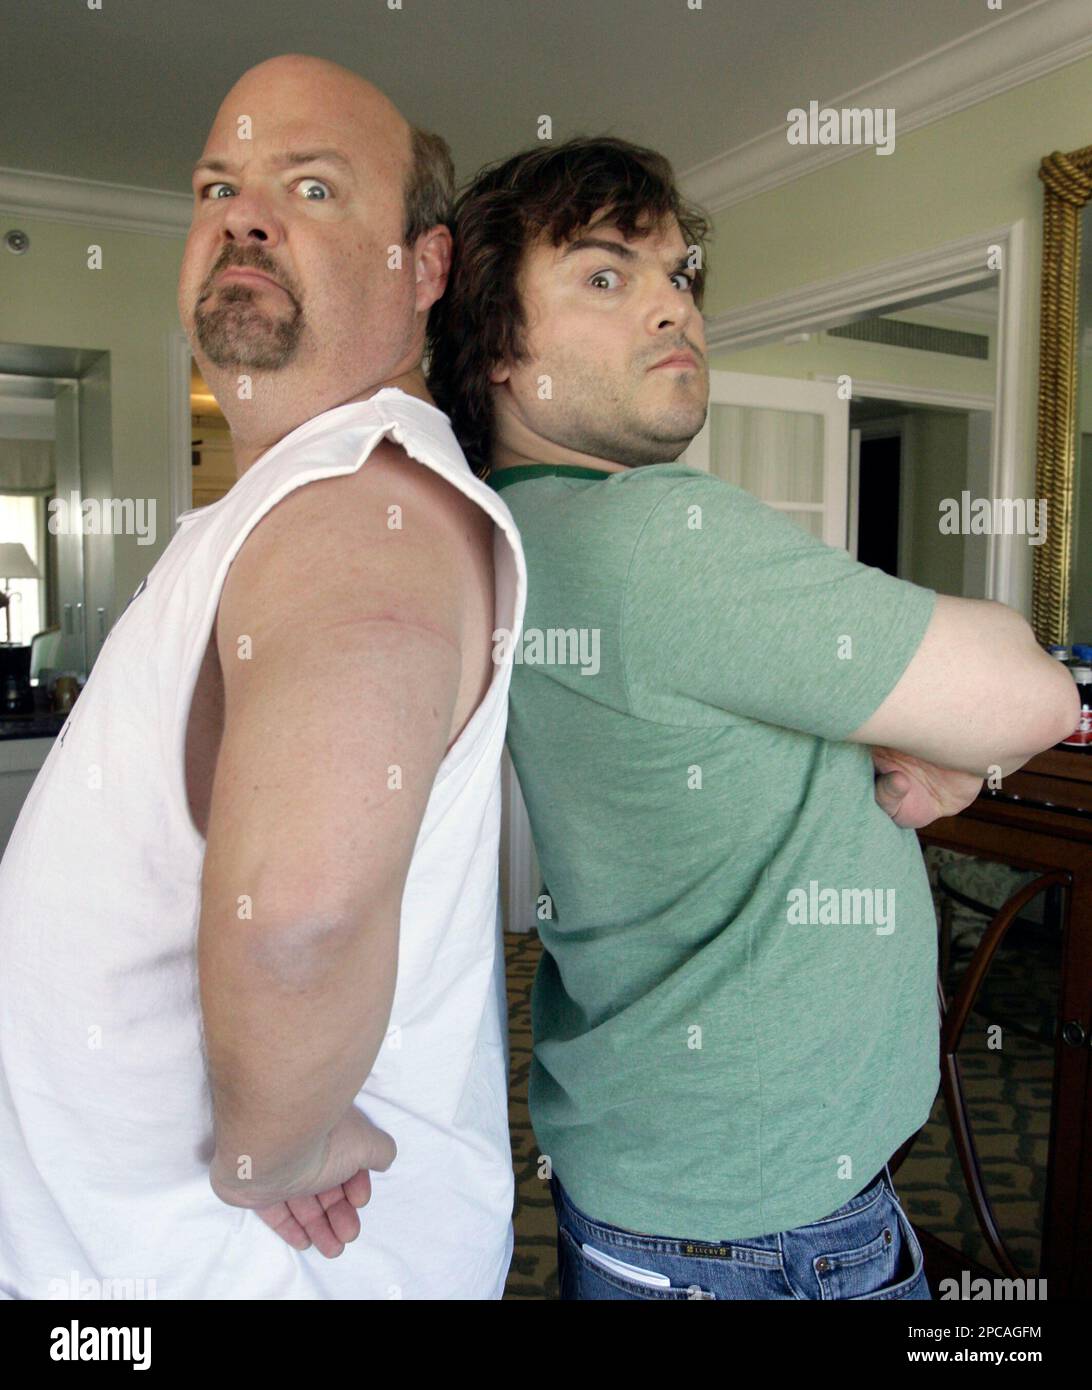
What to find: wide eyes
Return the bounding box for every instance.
[589,268,624,290]
[199,178,333,201]
[588,267,695,292]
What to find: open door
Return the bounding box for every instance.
[680,369,850,550]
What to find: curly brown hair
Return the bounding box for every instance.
[425,136,711,479]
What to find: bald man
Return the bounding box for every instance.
[0,56,526,1300]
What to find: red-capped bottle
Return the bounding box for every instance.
[1059,665,1092,752]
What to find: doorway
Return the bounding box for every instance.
[857,432,901,577]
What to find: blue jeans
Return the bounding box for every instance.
[551,1166,932,1300]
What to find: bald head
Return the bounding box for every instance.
[229,52,407,123]
[215,54,413,193]
[178,53,455,457]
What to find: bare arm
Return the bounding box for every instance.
[848,594,1079,776]
[198,440,472,1203]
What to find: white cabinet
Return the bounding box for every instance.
[0,736,52,856]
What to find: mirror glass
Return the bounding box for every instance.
[0,342,112,690]
[1071,203,1092,647]
[710,274,1000,597]
[189,359,233,511]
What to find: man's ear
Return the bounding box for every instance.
[414,224,453,313]
[488,359,511,385]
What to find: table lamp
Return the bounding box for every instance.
[0,542,41,644]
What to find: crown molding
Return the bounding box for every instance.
[681,0,1092,213]
[704,224,1016,351]
[812,374,995,413]
[0,166,190,237]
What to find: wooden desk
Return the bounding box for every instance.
[916,748,1092,1299]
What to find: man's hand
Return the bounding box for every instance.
[256,1176,371,1260]
[871,745,984,829]
[211,1107,397,1259]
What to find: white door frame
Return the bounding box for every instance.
[832,382,997,590]
[848,427,861,561]
[702,222,1025,608]
[167,330,194,532]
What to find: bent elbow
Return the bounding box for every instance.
[1009,663,1082,760]
[1048,674,1083,748]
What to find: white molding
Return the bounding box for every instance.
[166,331,193,530]
[814,375,996,415]
[681,0,1092,212]
[705,226,1014,353]
[990,217,1026,610]
[0,166,190,237]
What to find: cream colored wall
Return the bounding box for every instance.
[906,410,969,597]
[0,217,184,614]
[703,53,1092,620]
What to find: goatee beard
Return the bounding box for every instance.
[194,283,304,369]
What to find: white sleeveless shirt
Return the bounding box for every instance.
[0,388,526,1300]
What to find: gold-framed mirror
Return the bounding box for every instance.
[1034,143,1092,647]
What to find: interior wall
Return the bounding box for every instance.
[0,217,184,614]
[963,410,993,601]
[905,409,968,597]
[709,320,995,400]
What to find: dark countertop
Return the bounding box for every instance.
[0,711,70,741]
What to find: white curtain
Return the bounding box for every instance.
[0,437,54,494]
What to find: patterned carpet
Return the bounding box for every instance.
[893,846,1055,1276]
[502,930,560,1301]
[501,845,1056,1299]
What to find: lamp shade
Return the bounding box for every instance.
[0,543,40,580]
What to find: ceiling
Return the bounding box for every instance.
[0,0,1048,194]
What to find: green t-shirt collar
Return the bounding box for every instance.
[488,463,612,492]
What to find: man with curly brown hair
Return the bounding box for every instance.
[427,136,1076,1301]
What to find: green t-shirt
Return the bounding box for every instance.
[492,461,941,1241]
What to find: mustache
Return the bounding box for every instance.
[646,340,705,367]
[198,249,299,304]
